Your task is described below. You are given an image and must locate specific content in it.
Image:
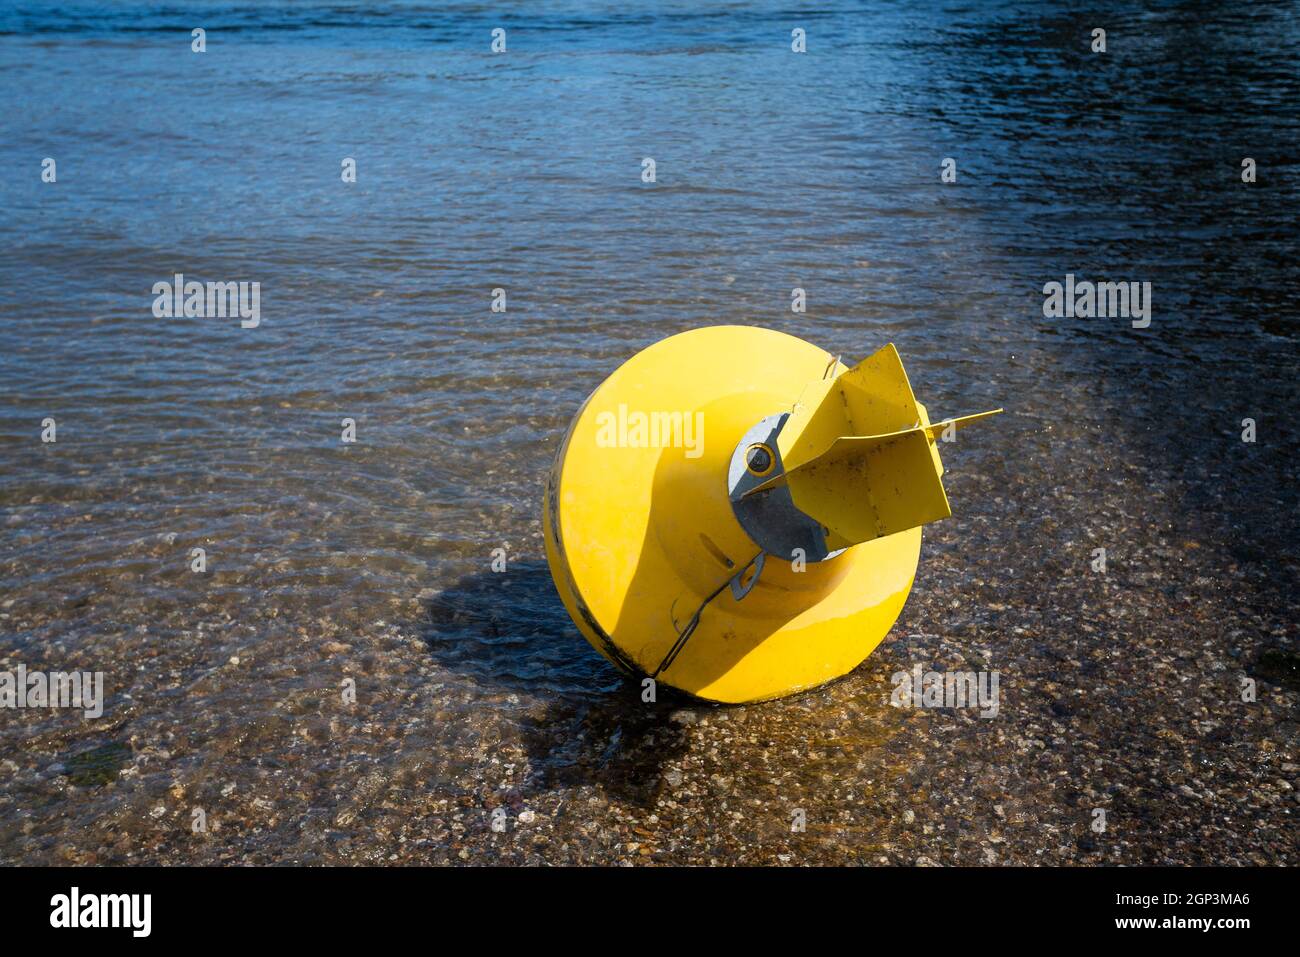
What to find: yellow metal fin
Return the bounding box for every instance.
[788,406,1002,546]
[921,409,1004,442]
[786,427,951,548]
[833,342,923,437]
[745,342,1002,549]
[777,342,922,470]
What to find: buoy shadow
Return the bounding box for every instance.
[418,563,697,807]
[420,562,616,698]
[515,691,696,809]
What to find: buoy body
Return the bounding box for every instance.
[544,326,998,703]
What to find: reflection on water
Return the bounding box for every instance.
[0,1,1296,864]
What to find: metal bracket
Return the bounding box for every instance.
[729,551,765,600]
[727,414,843,563]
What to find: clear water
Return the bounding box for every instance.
[1,1,1296,864]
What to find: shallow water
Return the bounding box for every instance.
[1,1,1297,864]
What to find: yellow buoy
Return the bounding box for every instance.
[543,326,1001,703]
